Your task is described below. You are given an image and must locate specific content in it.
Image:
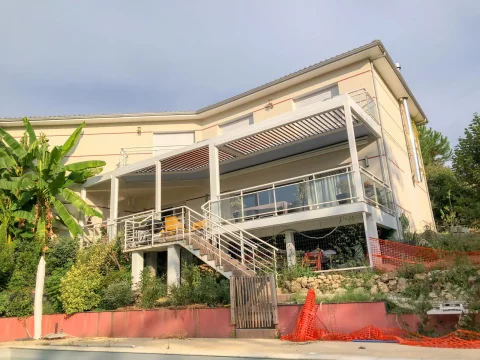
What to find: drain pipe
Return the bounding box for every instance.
[402,97,422,182]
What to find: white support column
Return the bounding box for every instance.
[363,212,377,269]
[344,100,364,202]
[131,251,144,289]
[145,252,157,277]
[208,143,221,216]
[155,160,161,213]
[285,231,296,267]
[109,175,119,240]
[167,245,181,291]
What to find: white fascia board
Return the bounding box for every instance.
[225,202,369,233]
[114,140,212,177]
[346,97,381,137]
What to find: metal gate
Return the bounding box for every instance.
[230,274,278,329]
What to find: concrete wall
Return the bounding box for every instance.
[0,303,467,342]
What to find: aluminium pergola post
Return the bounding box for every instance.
[108,175,119,240]
[344,99,364,203]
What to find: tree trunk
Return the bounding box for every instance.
[34,256,46,340]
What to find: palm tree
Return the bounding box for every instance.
[0,118,105,338]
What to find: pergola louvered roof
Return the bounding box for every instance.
[221,107,359,156]
[134,106,361,174]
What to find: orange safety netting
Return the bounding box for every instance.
[368,237,480,272]
[281,290,480,348]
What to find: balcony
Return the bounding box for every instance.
[205,165,394,225]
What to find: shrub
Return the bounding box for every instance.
[59,242,110,314]
[4,289,33,318]
[0,291,8,316]
[138,269,167,309]
[7,240,42,291]
[45,237,78,276]
[168,263,230,307]
[102,281,134,310]
[44,267,69,314]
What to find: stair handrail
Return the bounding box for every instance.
[185,206,260,250]
[200,201,278,252]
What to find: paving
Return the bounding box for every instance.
[1,337,479,360]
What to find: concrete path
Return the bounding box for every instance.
[1,337,479,360]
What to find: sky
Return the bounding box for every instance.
[1,1,479,146]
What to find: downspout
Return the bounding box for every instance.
[369,60,402,234]
[402,97,422,182]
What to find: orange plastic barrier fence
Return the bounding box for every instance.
[281,290,480,348]
[368,237,480,272]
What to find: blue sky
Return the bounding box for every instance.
[1,1,478,146]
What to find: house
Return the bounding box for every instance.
[1,40,435,287]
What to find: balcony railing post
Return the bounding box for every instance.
[240,191,244,222]
[272,185,277,215]
[373,182,379,207]
[151,216,154,246]
[240,232,245,265]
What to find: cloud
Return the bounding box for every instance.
[0,0,478,144]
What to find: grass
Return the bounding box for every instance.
[288,288,386,305]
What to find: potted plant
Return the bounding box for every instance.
[290,182,308,212]
[335,178,351,204]
[230,197,242,221]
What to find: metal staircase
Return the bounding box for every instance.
[122,206,277,278]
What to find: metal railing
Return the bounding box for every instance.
[123,205,278,275]
[360,167,395,214]
[119,145,188,167]
[348,88,378,123]
[203,166,357,223]
[81,209,154,246]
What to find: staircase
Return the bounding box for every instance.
[123,206,278,278]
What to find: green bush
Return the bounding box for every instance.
[44,267,69,314]
[102,281,134,310]
[0,291,8,316]
[3,289,33,318]
[45,237,78,276]
[7,240,42,291]
[138,269,167,309]
[168,263,230,307]
[59,242,110,314]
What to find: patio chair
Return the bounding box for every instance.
[165,216,184,235]
[192,219,206,231]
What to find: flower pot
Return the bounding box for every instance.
[336,193,349,204]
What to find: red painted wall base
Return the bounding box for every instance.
[0,303,467,342]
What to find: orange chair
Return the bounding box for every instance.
[165,216,184,234]
[302,251,322,271]
[192,219,206,231]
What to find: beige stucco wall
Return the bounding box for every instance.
[372,67,434,231]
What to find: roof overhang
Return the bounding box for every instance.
[0,40,427,127]
[84,95,380,188]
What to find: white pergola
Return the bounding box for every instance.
[83,94,383,234]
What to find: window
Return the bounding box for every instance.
[294,85,339,108]
[220,115,253,134]
[152,132,195,156]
